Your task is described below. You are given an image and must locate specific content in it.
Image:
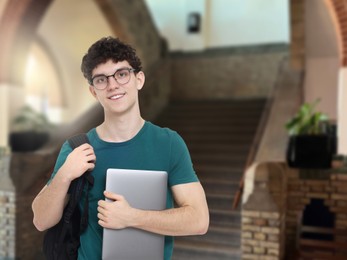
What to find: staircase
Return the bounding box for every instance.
[155,99,266,260]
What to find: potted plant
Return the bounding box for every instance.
[9,106,53,152]
[285,99,336,169]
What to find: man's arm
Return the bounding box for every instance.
[32,143,96,231]
[97,182,209,236]
[32,176,71,231]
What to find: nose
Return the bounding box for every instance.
[106,76,120,90]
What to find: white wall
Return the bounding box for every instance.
[207,0,289,47]
[145,0,290,51]
[304,0,339,120]
[304,57,339,119]
[144,0,204,51]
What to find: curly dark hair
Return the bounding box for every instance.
[81,36,142,84]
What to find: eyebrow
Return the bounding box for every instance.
[92,67,131,78]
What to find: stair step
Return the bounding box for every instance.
[176,225,241,247]
[206,192,235,211]
[201,178,239,193]
[188,143,250,153]
[172,240,241,260]
[210,209,241,227]
[191,154,247,165]
[191,152,249,160]
[161,112,261,119]
[159,101,263,109]
[182,134,255,142]
[202,179,239,210]
[195,165,244,181]
[155,99,266,259]
[164,111,263,118]
[162,119,261,127]
[170,125,258,133]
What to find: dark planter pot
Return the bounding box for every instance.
[286,135,336,169]
[9,131,49,152]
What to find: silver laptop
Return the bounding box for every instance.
[102,168,168,260]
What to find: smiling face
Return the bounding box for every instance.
[89,60,145,118]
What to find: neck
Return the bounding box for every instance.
[97,113,145,142]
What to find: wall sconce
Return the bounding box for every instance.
[187,12,200,33]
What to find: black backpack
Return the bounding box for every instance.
[43,133,94,260]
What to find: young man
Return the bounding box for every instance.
[32,36,209,260]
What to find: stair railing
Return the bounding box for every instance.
[232,56,289,209]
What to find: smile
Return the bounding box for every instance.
[109,93,125,100]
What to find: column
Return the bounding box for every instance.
[0,84,24,147]
[338,68,347,154]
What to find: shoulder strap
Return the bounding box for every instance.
[64,133,94,232]
[68,133,89,149]
[68,133,94,186]
[56,133,93,247]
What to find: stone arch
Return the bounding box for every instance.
[0,0,160,97]
[0,0,54,85]
[28,35,67,107]
[326,0,347,66]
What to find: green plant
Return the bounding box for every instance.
[11,105,53,132]
[285,99,329,136]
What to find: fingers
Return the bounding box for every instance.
[104,191,124,201]
[97,209,109,228]
[97,192,121,208]
[97,193,126,229]
[74,144,96,171]
[97,197,113,228]
[76,144,95,157]
[63,143,97,179]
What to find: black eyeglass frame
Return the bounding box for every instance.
[90,67,137,89]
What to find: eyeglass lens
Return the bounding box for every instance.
[92,68,133,89]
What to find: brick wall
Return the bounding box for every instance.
[0,150,49,260]
[0,150,15,259]
[242,162,287,259]
[290,0,305,70]
[0,190,15,259]
[285,168,347,259]
[242,211,281,260]
[4,150,61,260]
[242,162,347,259]
[330,0,347,65]
[170,44,288,100]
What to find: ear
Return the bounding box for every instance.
[89,85,97,98]
[135,71,145,90]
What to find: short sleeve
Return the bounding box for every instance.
[168,132,198,187]
[47,141,73,185]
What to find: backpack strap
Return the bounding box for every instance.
[68,133,90,149]
[66,133,94,233]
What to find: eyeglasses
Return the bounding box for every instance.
[91,68,136,90]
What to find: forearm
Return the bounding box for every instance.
[131,205,209,236]
[99,183,210,236]
[32,170,71,231]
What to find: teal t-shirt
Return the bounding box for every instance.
[49,121,198,260]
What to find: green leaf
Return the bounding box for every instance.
[285,99,329,135]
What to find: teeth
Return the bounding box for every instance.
[110,94,124,100]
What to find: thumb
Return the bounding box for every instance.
[104,191,124,201]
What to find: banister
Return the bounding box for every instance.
[232,56,290,209]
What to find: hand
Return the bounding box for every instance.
[97,191,135,229]
[60,143,96,181]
